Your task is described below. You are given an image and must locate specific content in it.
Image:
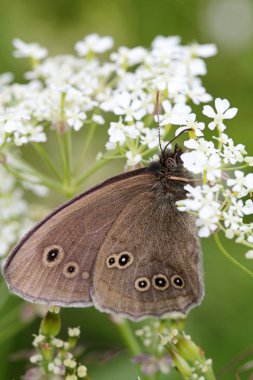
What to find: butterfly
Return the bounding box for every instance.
[3,144,203,320]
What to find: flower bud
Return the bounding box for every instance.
[171,351,192,377]
[40,308,61,337]
[176,335,203,362]
[170,318,186,332]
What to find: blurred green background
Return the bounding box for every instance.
[0,0,253,379]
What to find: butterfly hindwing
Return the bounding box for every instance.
[92,191,203,320]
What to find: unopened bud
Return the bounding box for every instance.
[40,308,61,337]
[176,335,203,362]
[171,351,192,377]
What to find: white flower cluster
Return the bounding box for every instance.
[0,165,32,259]
[176,99,253,252]
[0,35,215,155]
[30,329,87,380]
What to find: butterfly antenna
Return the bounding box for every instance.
[163,128,193,152]
[154,91,163,152]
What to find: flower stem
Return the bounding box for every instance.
[4,163,64,193]
[115,319,142,356]
[223,164,249,171]
[32,142,62,181]
[63,129,72,185]
[76,157,112,187]
[74,122,97,175]
[214,233,253,278]
[56,130,68,180]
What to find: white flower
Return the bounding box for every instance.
[202,98,238,131]
[176,113,205,137]
[189,43,217,58]
[242,199,253,215]
[65,375,77,380]
[63,358,77,369]
[66,106,87,131]
[227,170,253,197]
[13,38,48,60]
[124,121,143,140]
[30,354,42,364]
[223,209,242,229]
[151,35,181,51]
[0,72,13,86]
[108,120,126,146]
[111,46,147,67]
[92,114,105,125]
[245,156,253,166]
[181,151,221,181]
[68,327,80,337]
[216,133,246,164]
[159,100,191,126]
[244,173,253,191]
[176,184,221,237]
[75,34,113,56]
[187,79,213,105]
[181,151,207,175]
[113,92,146,122]
[33,334,45,347]
[245,250,253,259]
[196,204,220,237]
[77,365,87,378]
[141,127,161,149]
[126,151,142,167]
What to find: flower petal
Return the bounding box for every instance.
[215,98,230,113]
[223,107,238,119]
[202,105,216,118]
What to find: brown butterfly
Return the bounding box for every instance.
[3,144,203,320]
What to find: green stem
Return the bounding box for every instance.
[217,129,223,151]
[115,319,142,356]
[223,164,249,171]
[214,233,253,278]
[63,129,72,185]
[32,143,62,181]
[76,157,112,187]
[74,123,97,175]
[4,163,64,193]
[115,319,156,380]
[56,131,68,181]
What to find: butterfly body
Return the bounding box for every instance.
[3,145,203,320]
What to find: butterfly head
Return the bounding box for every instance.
[159,144,183,169]
[148,144,193,202]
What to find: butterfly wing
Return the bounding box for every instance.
[3,169,155,307]
[92,191,203,320]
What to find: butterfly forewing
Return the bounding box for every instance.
[4,170,154,306]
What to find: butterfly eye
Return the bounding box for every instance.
[106,252,134,269]
[152,274,169,291]
[106,255,116,268]
[117,252,134,269]
[42,245,64,267]
[171,274,185,289]
[63,262,79,278]
[134,277,151,292]
[82,271,90,280]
